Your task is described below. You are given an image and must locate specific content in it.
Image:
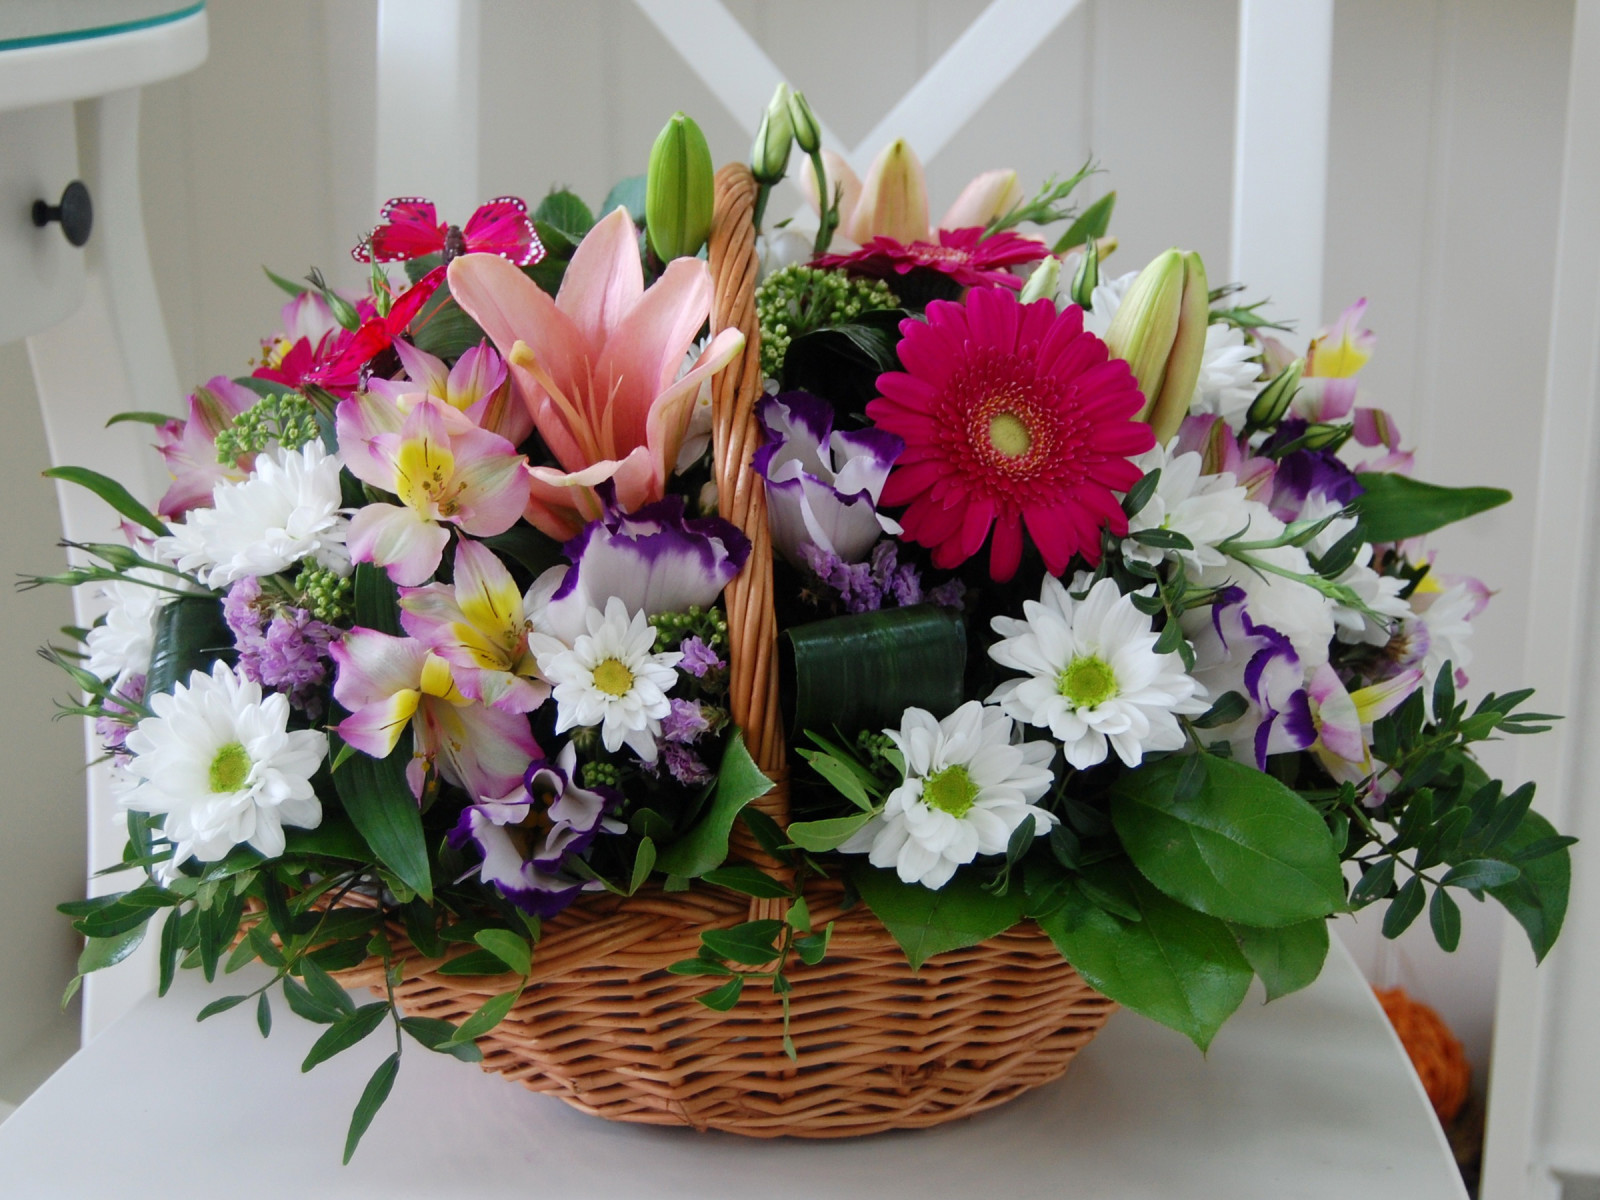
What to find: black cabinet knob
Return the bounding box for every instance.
[32,180,93,248]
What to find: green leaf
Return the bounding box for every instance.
[534,188,596,244]
[1484,809,1571,962]
[406,284,486,359]
[77,922,148,974]
[1230,918,1329,1002]
[435,948,518,977]
[666,958,732,976]
[601,175,647,224]
[105,410,178,428]
[1382,876,1426,939]
[256,992,273,1038]
[628,837,657,895]
[400,1016,484,1062]
[302,1003,389,1071]
[145,596,235,699]
[299,957,355,1016]
[696,976,744,1011]
[654,732,774,877]
[351,561,402,635]
[851,866,1026,971]
[795,923,832,966]
[1351,473,1512,543]
[701,865,793,899]
[343,1052,400,1164]
[263,266,309,296]
[1111,755,1344,927]
[1349,856,1396,909]
[785,811,876,852]
[196,993,249,1021]
[444,988,521,1045]
[797,749,875,811]
[739,808,794,865]
[1038,868,1251,1051]
[1439,859,1521,890]
[1429,886,1462,952]
[283,977,343,1025]
[1191,691,1248,730]
[328,727,432,902]
[1051,190,1116,253]
[472,930,531,978]
[701,920,784,966]
[783,605,966,739]
[42,466,168,537]
[480,525,565,578]
[158,906,186,997]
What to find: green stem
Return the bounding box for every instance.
[809,150,838,257]
[753,182,772,233]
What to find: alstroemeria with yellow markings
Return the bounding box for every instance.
[337,394,529,586]
[399,538,549,713]
[365,338,531,446]
[330,627,537,801]
[1307,663,1423,803]
[1306,298,1377,378]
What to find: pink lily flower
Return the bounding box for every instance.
[330,627,538,801]
[366,338,532,446]
[398,538,549,713]
[446,207,745,540]
[154,376,259,518]
[337,394,529,585]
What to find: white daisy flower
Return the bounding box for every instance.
[84,568,172,687]
[838,701,1056,890]
[160,441,349,588]
[1298,497,1409,646]
[117,660,327,869]
[1122,442,1254,574]
[1395,578,1484,715]
[536,596,682,763]
[988,576,1209,769]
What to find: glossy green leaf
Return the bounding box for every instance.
[302,1003,389,1071]
[400,1016,483,1062]
[1051,190,1116,253]
[1383,876,1426,939]
[444,988,521,1046]
[78,922,148,975]
[256,992,272,1038]
[283,977,343,1025]
[701,920,785,966]
[1485,809,1571,962]
[42,466,168,537]
[601,175,647,224]
[785,811,876,852]
[702,865,793,899]
[1429,886,1462,952]
[328,727,431,902]
[299,957,355,1016]
[628,837,657,896]
[1230,918,1329,1001]
[1351,473,1511,543]
[654,732,774,877]
[1039,868,1251,1051]
[851,866,1026,971]
[434,948,517,977]
[343,1052,400,1164]
[1111,754,1344,927]
[696,976,744,1011]
[196,993,249,1022]
[472,930,531,978]
[1439,858,1520,890]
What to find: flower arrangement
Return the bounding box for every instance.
[39,86,1570,1160]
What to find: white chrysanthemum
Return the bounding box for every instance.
[1299,497,1409,646]
[988,576,1209,769]
[537,596,681,762]
[1122,442,1254,573]
[1397,580,1482,714]
[117,661,326,868]
[84,569,171,686]
[160,442,349,588]
[838,702,1056,890]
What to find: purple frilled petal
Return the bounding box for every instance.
[540,490,750,642]
[677,636,724,678]
[1261,419,1364,523]
[754,391,903,566]
[1193,587,1317,769]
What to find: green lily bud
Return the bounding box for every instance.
[752,83,794,184]
[1070,234,1100,308]
[1299,422,1350,451]
[646,111,715,261]
[1247,358,1304,430]
[1019,255,1061,305]
[1104,248,1209,444]
[788,89,822,154]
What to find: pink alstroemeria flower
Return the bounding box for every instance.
[1308,663,1422,804]
[337,394,529,585]
[446,206,745,540]
[330,628,537,801]
[367,339,532,446]
[154,376,259,518]
[399,538,549,713]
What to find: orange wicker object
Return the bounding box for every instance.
[333,164,1118,1137]
[1373,987,1471,1125]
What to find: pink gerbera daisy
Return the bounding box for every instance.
[867,287,1154,582]
[816,226,1047,291]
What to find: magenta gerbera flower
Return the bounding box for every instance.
[867,288,1154,582]
[816,226,1047,291]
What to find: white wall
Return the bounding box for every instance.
[0,0,1575,1096]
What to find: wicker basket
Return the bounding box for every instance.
[333,164,1117,1137]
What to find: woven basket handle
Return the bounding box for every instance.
[709,164,790,867]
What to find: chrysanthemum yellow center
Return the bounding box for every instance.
[922,763,979,817]
[209,742,252,793]
[1060,655,1118,708]
[988,412,1032,459]
[592,658,635,698]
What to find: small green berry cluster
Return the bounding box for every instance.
[755,265,898,379]
[582,761,623,790]
[215,392,320,462]
[855,729,900,779]
[292,564,353,622]
[649,605,729,656]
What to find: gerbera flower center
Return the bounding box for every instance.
[922,763,980,817]
[988,412,1032,459]
[592,657,635,698]
[1059,654,1119,708]
[208,742,252,793]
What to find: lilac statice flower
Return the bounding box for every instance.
[753,391,903,567]
[677,636,725,678]
[661,698,711,744]
[929,579,968,610]
[224,576,338,716]
[96,673,146,761]
[448,742,625,918]
[800,537,943,614]
[663,742,715,786]
[1185,587,1316,769]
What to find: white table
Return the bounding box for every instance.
[0,936,1466,1199]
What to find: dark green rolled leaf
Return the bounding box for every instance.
[472,930,531,977]
[42,466,168,537]
[302,1002,389,1071]
[1483,809,1571,962]
[1111,755,1344,927]
[1230,918,1329,1001]
[352,561,402,634]
[1038,868,1251,1051]
[343,1052,400,1164]
[783,605,965,738]
[400,1016,483,1062]
[146,596,236,699]
[654,732,774,877]
[696,976,744,1011]
[1351,473,1511,543]
[701,919,785,966]
[702,865,793,899]
[1052,190,1116,253]
[328,726,431,903]
[786,811,875,852]
[852,865,1026,971]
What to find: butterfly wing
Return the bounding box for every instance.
[358,197,446,263]
[461,196,545,266]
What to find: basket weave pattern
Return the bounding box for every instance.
[334,165,1117,1136]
